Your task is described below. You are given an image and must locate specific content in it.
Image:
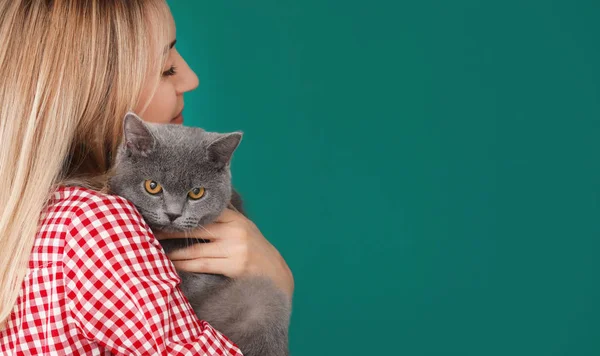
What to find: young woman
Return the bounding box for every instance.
[0,1,293,354]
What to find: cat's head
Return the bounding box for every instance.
[109,112,242,232]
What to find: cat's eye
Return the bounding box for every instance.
[144,180,163,195]
[188,187,205,200]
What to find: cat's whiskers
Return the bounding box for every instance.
[196,224,215,240]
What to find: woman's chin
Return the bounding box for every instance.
[170,114,183,124]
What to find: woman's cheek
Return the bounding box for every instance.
[138,82,178,124]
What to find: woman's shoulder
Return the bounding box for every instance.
[49,185,157,248]
[54,186,174,278]
[50,185,148,225]
[51,185,139,215]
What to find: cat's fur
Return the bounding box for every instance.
[109,112,290,356]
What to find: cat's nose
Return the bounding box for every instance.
[166,213,181,222]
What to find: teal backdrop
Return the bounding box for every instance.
[168,1,599,355]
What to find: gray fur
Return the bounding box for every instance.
[109,112,290,356]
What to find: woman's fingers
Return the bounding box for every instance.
[167,240,229,261]
[154,230,189,240]
[214,208,242,223]
[171,257,233,276]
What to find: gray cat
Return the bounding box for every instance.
[109,112,290,356]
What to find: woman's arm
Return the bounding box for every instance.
[62,194,242,356]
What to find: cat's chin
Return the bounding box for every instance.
[149,223,189,234]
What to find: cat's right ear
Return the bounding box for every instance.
[123,112,155,156]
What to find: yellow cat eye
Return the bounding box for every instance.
[188,187,205,200]
[144,180,163,195]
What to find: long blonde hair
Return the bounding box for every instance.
[0,0,173,326]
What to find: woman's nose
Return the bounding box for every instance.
[176,58,199,94]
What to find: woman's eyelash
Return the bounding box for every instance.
[162,65,177,77]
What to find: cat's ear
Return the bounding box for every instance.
[123,112,156,156]
[207,132,243,168]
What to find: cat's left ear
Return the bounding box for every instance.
[123,112,156,156]
[207,132,243,168]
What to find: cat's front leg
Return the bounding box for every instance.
[177,271,229,312]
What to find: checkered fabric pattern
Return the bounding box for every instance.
[0,186,243,355]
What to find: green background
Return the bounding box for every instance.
[169,1,599,355]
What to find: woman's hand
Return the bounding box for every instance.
[155,209,294,299]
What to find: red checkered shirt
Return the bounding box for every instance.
[0,186,243,355]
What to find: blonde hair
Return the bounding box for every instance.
[0,0,173,327]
